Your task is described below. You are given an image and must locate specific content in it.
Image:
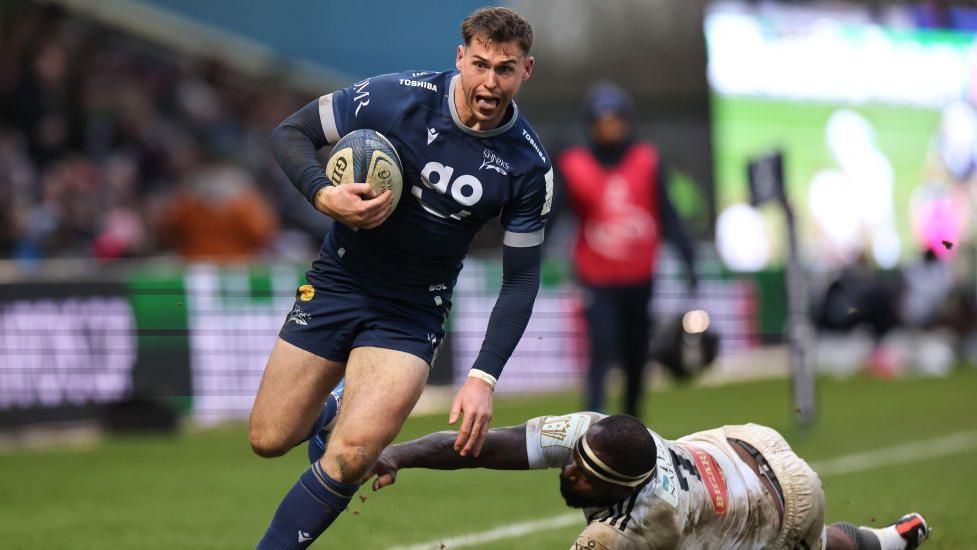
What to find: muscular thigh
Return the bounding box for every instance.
[250,338,345,447]
[322,346,429,479]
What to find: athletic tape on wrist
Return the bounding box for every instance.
[575,434,655,487]
[467,369,497,389]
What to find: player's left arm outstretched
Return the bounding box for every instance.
[451,165,554,457]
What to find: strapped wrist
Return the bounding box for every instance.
[467,369,497,390]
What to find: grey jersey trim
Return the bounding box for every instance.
[504,229,544,247]
[448,75,519,138]
[318,93,340,144]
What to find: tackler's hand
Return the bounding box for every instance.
[370,451,400,491]
[315,183,393,229]
[449,376,494,458]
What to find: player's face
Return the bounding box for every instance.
[590,113,629,147]
[558,449,632,508]
[454,36,534,130]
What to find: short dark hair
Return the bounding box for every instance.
[461,7,533,55]
[588,415,657,477]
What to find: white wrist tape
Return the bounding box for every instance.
[467,369,497,390]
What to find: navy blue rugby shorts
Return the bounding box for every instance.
[278,251,451,365]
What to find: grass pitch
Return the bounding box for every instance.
[2,368,976,549]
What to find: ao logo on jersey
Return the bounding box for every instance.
[413,161,484,220]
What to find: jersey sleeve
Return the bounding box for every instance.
[316,72,408,144]
[501,164,554,248]
[525,412,606,469]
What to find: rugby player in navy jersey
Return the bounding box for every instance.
[250,7,553,548]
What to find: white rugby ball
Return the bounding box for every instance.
[325,129,403,210]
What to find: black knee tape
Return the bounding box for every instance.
[834,523,882,550]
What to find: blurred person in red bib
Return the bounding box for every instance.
[558,83,697,416]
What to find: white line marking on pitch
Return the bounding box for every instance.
[388,513,581,550]
[386,430,977,550]
[810,430,977,476]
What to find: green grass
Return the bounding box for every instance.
[2,369,976,549]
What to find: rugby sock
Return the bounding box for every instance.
[859,526,909,550]
[304,390,340,443]
[834,522,907,550]
[257,461,359,549]
[834,523,882,550]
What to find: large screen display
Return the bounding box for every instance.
[707,1,976,270]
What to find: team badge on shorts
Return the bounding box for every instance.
[287,306,312,326]
[298,284,315,302]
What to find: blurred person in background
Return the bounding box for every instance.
[158,160,278,262]
[0,4,308,263]
[901,247,953,330]
[557,82,697,417]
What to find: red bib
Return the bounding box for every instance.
[559,144,661,285]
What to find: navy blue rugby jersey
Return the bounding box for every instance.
[316,69,553,290]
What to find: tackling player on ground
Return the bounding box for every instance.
[250,7,553,548]
[368,413,931,550]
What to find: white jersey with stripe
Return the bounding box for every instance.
[526,414,782,549]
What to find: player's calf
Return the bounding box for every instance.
[257,347,429,547]
[249,338,345,459]
[249,425,302,458]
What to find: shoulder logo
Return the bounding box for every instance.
[399,78,438,93]
[479,149,510,175]
[521,129,547,164]
[522,128,546,162]
[542,168,554,215]
[427,127,439,145]
[539,414,592,448]
[353,78,370,117]
[297,531,313,543]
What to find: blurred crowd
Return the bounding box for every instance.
[0,3,330,264]
[814,246,977,377]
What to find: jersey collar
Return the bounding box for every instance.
[448,74,519,138]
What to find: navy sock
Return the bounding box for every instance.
[304,391,341,464]
[304,394,339,443]
[257,462,359,549]
[303,381,344,444]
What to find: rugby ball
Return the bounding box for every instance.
[325,129,403,210]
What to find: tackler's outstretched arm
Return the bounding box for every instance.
[371,424,529,490]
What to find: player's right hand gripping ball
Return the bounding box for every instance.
[325,129,404,213]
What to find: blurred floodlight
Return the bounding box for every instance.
[811,109,901,267]
[808,169,860,249]
[682,309,711,334]
[826,109,876,168]
[938,101,977,179]
[872,230,902,269]
[716,203,770,272]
